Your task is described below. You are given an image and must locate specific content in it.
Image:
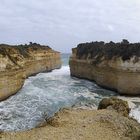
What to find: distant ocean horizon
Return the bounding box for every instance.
[61,53,71,66]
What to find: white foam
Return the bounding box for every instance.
[118,96,140,123]
[130,107,140,123]
[0,65,139,131]
[0,66,106,131]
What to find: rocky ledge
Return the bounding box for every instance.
[0,43,61,101]
[1,97,140,140]
[69,40,140,95]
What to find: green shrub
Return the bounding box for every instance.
[76,40,140,61]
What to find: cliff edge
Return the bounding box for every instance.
[69,40,140,95]
[1,98,140,140]
[0,43,61,101]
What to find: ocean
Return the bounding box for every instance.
[0,54,139,131]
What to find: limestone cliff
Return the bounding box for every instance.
[69,40,140,95]
[0,43,61,101]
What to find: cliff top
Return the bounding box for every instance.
[76,39,140,61]
[0,42,51,48]
[0,42,53,57]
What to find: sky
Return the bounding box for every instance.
[0,0,140,53]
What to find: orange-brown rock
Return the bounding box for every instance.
[1,108,140,140]
[98,97,130,117]
[69,40,140,95]
[0,43,61,101]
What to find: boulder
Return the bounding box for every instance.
[98,97,130,117]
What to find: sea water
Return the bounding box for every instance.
[0,54,139,131]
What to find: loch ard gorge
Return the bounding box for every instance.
[0,1,140,140]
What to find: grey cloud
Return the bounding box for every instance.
[0,0,140,52]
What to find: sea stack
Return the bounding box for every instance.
[0,43,61,101]
[69,40,140,95]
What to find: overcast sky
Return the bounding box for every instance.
[0,0,140,53]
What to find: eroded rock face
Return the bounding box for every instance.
[0,43,61,101]
[98,97,130,117]
[69,40,140,95]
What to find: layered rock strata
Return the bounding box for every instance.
[69,40,140,95]
[0,43,61,101]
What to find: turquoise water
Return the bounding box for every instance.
[61,53,71,66]
[0,54,139,131]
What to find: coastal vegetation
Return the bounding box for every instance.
[0,43,51,58]
[76,39,140,61]
[70,40,140,95]
[0,43,61,101]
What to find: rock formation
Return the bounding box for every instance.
[0,43,61,101]
[1,98,140,140]
[98,97,130,117]
[69,40,140,95]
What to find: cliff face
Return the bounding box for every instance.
[0,43,61,101]
[69,40,140,95]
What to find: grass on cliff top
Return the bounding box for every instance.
[0,42,51,57]
[76,39,140,61]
